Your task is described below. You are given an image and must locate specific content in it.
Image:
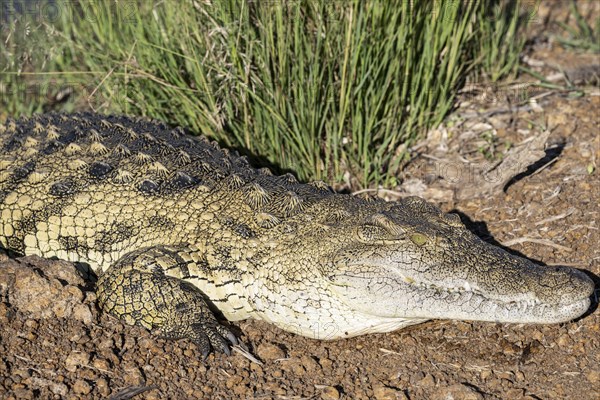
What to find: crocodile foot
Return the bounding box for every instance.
[96,246,240,357]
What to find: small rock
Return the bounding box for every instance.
[98,335,113,347]
[72,379,91,395]
[506,388,524,398]
[515,371,525,382]
[419,373,436,387]
[290,361,306,375]
[586,369,600,383]
[123,365,145,386]
[300,355,320,371]
[233,382,250,397]
[24,319,38,330]
[95,378,110,397]
[256,343,286,361]
[225,375,243,389]
[92,357,111,371]
[500,340,519,355]
[372,384,400,400]
[432,383,484,400]
[64,350,90,373]
[272,369,283,378]
[13,368,31,379]
[409,371,425,385]
[138,337,158,351]
[43,258,85,286]
[319,385,340,400]
[50,382,68,396]
[65,285,84,302]
[85,291,97,303]
[72,304,93,324]
[0,302,12,323]
[530,330,544,342]
[11,388,34,399]
[556,333,572,347]
[264,382,286,395]
[319,357,333,370]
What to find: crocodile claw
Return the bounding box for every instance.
[191,321,240,358]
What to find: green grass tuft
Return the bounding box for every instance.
[1,0,526,187]
[554,0,600,53]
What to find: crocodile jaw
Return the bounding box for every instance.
[329,256,595,327]
[331,275,592,325]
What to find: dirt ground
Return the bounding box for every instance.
[1,2,599,399]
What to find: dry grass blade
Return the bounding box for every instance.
[501,237,573,252]
[232,344,264,365]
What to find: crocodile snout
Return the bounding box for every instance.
[541,266,595,305]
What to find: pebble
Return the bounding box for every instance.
[95,378,110,397]
[505,388,524,398]
[514,371,525,382]
[256,343,286,360]
[123,366,145,386]
[92,357,111,371]
[431,383,483,400]
[72,304,93,324]
[419,373,436,387]
[372,384,401,400]
[319,357,333,370]
[0,302,11,323]
[24,319,38,330]
[72,379,92,395]
[318,385,340,400]
[11,388,34,399]
[50,382,68,396]
[556,333,572,347]
[300,355,320,371]
[64,350,90,373]
[586,369,600,383]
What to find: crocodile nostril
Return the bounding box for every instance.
[434,235,450,247]
[442,212,462,227]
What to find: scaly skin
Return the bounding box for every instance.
[0,113,594,355]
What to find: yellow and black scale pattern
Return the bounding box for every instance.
[0,112,395,354]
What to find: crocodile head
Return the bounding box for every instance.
[318,196,595,336]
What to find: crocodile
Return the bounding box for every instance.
[0,112,594,356]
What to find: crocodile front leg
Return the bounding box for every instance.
[96,246,239,358]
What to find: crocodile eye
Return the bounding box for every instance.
[410,233,428,246]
